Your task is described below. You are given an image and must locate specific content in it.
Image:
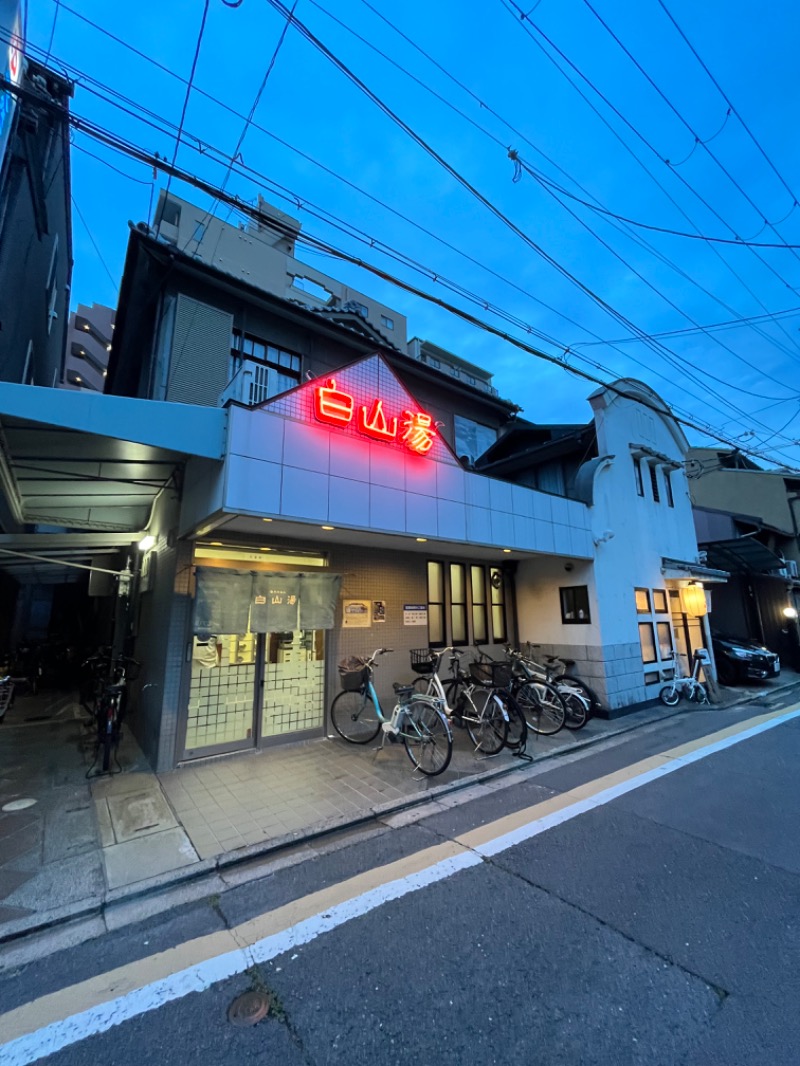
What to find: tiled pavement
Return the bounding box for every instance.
[1,675,798,943]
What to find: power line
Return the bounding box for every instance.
[655,0,800,211]
[71,195,117,294]
[500,0,800,361]
[579,0,800,270]
[259,1,800,440]
[161,0,210,210]
[19,85,792,464]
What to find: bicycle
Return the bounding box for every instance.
[410,647,509,756]
[521,643,601,723]
[468,646,529,753]
[659,649,710,707]
[83,652,141,775]
[510,646,590,731]
[330,648,453,776]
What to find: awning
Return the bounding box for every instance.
[661,557,729,584]
[701,537,785,575]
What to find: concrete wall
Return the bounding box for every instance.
[688,449,796,536]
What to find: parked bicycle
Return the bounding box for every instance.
[410,647,509,756]
[508,646,590,731]
[0,675,14,723]
[659,649,710,707]
[330,648,453,776]
[521,643,602,722]
[468,646,529,753]
[83,652,141,774]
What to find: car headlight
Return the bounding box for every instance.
[729,647,753,659]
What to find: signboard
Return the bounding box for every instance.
[403,604,428,627]
[343,600,371,628]
[372,600,386,624]
[314,379,437,455]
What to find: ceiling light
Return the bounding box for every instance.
[262,517,273,522]
[415,537,427,542]
[138,534,155,552]
[210,541,223,546]
[260,547,271,552]
[106,344,112,351]
[83,324,89,330]
[502,548,512,553]
[321,525,335,531]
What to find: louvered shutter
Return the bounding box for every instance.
[165,295,232,406]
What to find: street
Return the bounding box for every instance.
[2,694,799,1065]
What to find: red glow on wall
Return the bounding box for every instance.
[312,379,437,456]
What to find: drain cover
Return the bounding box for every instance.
[228,991,271,1027]
[2,798,37,812]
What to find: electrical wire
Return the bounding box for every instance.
[71,195,117,293]
[28,6,798,372]
[500,0,800,361]
[161,0,210,210]
[259,0,800,437]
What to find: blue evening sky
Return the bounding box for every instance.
[22,0,800,466]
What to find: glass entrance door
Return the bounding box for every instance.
[184,633,258,757]
[261,629,325,741]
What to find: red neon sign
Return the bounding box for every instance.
[313,380,437,455]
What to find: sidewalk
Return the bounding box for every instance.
[2,676,798,948]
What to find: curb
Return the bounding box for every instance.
[3,678,799,956]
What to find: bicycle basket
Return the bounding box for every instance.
[410,648,438,675]
[338,657,368,692]
[469,660,513,688]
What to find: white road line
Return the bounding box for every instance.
[2,705,799,1065]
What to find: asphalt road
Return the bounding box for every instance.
[2,695,799,1065]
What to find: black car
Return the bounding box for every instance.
[711,633,780,685]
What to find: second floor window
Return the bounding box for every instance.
[230,329,301,401]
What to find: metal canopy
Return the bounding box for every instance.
[0,385,227,582]
[701,537,785,575]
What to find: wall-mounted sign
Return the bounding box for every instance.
[372,600,386,624]
[314,379,437,455]
[343,599,371,628]
[403,604,428,627]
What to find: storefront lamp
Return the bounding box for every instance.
[682,583,707,617]
[138,535,155,552]
[783,606,798,620]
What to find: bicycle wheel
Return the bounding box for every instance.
[402,699,452,776]
[561,690,589,731]
[465,689,508,755]
[659,685,681,707]
[500,691,527,750]
[517,681,566,735]
[560,676,600,718]
[330,690,381,744]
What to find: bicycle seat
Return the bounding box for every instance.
[560,658,575,668]
[392,683,415,696]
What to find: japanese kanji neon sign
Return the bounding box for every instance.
[314,379,437,455]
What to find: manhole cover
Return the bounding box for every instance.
[228,991,271,1027]
[2,798,37,812]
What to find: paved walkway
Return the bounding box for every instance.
[1,676,798,946]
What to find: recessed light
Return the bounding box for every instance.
[210,541,223,546]
[502,548,512,553]
[83,324,89,330]
[262,518,273,523]
[260,547,271,552]
[415,537,427,542]
[321,525,335,530]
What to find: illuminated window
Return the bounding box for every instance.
[426,561,508,647]
[471,565,487,644]
[635,588,651,613]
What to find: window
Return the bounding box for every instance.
[639,622,657,664]
[454,415,498,465]
[649,464,660,503]
[471,565,487,644]
[450,366,461,379]
[429,357,440,369]
[450,563,467,645]
[230,329,301,400]
[635,588,651,613]
[490,568,506,643]
[426,561,508,647]
[191,222,206,243]
[634,458,644,496]
[653,589,668,613]
[657,622,673,659]
[664,470,674,508]
[427,561,445,646]
[560,586,591,624]
[381,315,394,331]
